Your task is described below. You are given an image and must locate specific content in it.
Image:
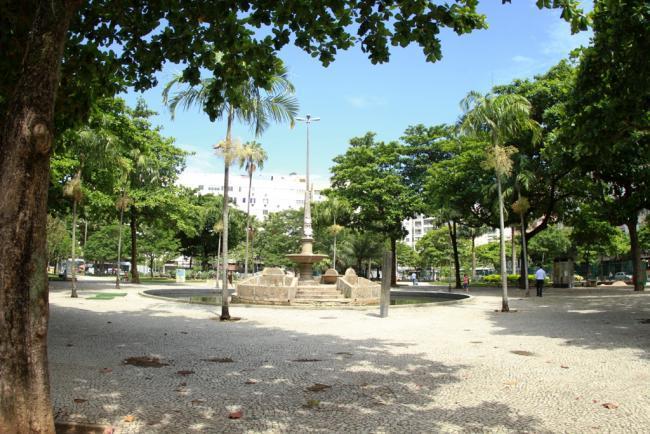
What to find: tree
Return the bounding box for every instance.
[329,133,419,285]
[0,1,587,429]
[46,215,71,273]
[396,242,419,271]
[527,225,572,269]
[460,92,541,311]
[163,59,297,319]
[255,209,304,269]
[565,0,650,291]
[338,232,384,277]
[238,141,268,277]
[313,197,351,272]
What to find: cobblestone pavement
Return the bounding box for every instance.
[48,278,650,433]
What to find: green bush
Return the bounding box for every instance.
[483,274,540,284]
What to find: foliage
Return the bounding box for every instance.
[84,225,129,264]
[564,0,649,289]
[527,225,572,268]
[330,133,418,242]
[46,215,71,266]
[396,242,419,269]
[255,209,303,268]
[337,231,385,275]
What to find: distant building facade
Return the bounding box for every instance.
[178,171,328,221]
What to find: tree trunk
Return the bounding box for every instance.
[244,168,253,277]
[116,204,124,289]
[511,226,516,275]
[149,256,154,278]
[215,234,221,289]
[496,175,509,312]
[390,237,397,286]
[627,215,644,291]
[448,221,461,289]
[129,205,140,283]
[70,199,78,297]
[471,233,476,279]
[520,212,530,297]
[0,1,80,431]
[221,109,234,320]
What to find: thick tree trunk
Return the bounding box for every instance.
[221,110,234,320]
[244,169,253,277]
[496,175,509,312]
[448,221,462,289]
[0,1,79,431]
[471,234,476,279]
[511,226,516,275]
[627,216,644,292]
[520,212,530,297]
[116,204,124,289]
[390,237,397,286]
[70,199,78,297]
[129,205,140,283]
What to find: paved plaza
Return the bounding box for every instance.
[48,278,650,433]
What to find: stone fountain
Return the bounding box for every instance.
[234,114,380,305]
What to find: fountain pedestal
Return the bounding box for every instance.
[286,237,328,282]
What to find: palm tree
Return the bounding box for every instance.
[163,60,298,319]
[238,141,268,278]
[322,198,348,272]
[63,173,82,298]
[460,91,540,312]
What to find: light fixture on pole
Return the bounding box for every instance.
[295,114,320,239]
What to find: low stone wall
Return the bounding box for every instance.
[235,274,298,304]
[337,274,380,303]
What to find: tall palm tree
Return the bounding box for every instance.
[460,91,540,312]
[163,60,298,319]
[238,141,268,278]
[63,173,82,298]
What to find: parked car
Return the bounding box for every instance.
[613,271,632,281]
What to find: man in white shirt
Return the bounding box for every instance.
[535,266,547,297]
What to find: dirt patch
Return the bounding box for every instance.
[306,383,331,392]
[123,356,169,368]
[292,358,322,362]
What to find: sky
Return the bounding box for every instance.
[123,1,592,183]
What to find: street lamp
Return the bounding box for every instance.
[295,114,320,239]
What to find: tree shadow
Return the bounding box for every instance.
[487,288,650,359]
[49,302,547,432]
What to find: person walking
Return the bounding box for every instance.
[463,274,470,292]
[411,272,418,286]
[535,265,547,297]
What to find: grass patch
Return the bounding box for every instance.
[48,274,65,281]
[138,277,175,283]
[86,292,127,300]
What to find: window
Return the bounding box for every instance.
[242,197,246,203]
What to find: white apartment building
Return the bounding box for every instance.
[402,214,510,249]
[178,171,328,221]
[403,215,436,248]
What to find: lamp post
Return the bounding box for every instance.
[295,114,320,239]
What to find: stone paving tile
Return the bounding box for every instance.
[48,279,650,433]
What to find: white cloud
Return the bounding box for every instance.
[512,55,534,64]
[345,95,387,109]
[541,20,591,56]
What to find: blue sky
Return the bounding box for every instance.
[123,1,591,181]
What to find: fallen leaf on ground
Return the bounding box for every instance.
[177,370,194,376]
[306,383,331,392]
[190,399,205,406]
[123,356,168,368]
[66,343,74,347]
[228,410,243,419]
[100,368,112,374]
[123,415,135,422]
[180,331,188,334]
[245,379,257,385]
[602,402,619,409]
[292,358,322,362]
[73,398,87,404]
[560,365,569,369]
[179,382,187,387]
[510,350,535,357]
[202,357,234,363]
